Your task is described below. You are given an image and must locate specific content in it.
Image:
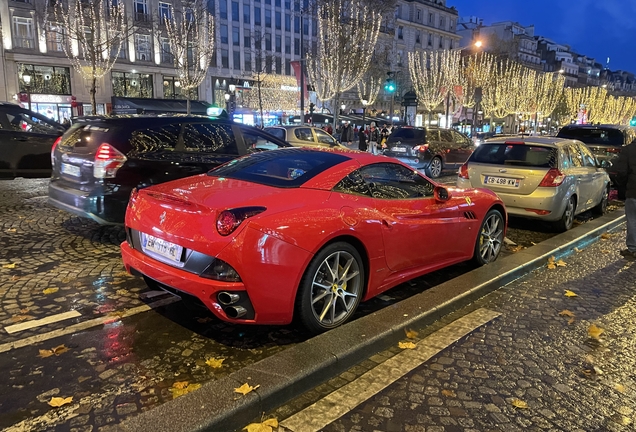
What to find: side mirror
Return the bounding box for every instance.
[434,186,451,202]
[597,159,609,169]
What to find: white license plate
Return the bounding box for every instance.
[61,163,81,177]
[484,176,519,187]
[141,233,183,264]
[391,147,407,153]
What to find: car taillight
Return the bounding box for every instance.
[51,136,62,167]
[458,163,469,179]
[607,148,621,154]
[94,143,127,179]
[216,206,266,236]
[539,168,565,187]
[413,144,429,152]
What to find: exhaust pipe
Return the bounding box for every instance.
[218,292,240,305]
[225,305,247,319]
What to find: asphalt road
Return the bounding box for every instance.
[0,177,620,431]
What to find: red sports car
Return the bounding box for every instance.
[121,148,506,333]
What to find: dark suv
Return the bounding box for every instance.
[48,116,289,224]
[382,127,474,178]
[0,103,66,178]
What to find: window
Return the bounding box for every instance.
[265,9,271,27]
[429,12,433,24]
[161,37,173,63]
[12,17,35,49]
[244,31,251,47]
[315,129,337,146]
[311,19,317,36]
[285,0,290,8]
[220,24,229,43]
[303,18,309,35]
[232,26,240,46]
[265,33,271,50]
[244,52,252,71]
[333,170,371,197]
[45,23,65,52]
[130,123,181,151]
[219,0,227,19]
[184,123,238,154]
[135,34,152,61]
[579,144,597,167]
[294,37,300,55]
[275,11,281,30]
[275,56,282,74]
[294,128,315,142]
[242,128,286,152]
[285,14,291,31]
[439,16,445,29]
[221,49,229,68]
[275,0,281,6]
[417,9,421,21]
[397,26,403,39]
[159,2,171,21]
[233,50,241,70]
[415,31,420,44]
[243,3,250,23]
[232,1,239,20]
[285,36,291,54]
[427,33,432,46]
[284,59,291,75]
[439,130,453,142]
[275,34,281,52]
[471,144,558,168]
[294,16,300,33]
[134,0,150,21]
[255,7,261,25]
[5,111,61,135]
[162,76,194,99]
[357,163,435,199]
[112,71,153,98]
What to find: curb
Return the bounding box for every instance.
[117,209,626,432]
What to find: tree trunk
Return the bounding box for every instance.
[90,76,97,114]
[258,77,264,128]
[186,90,191,115]
[333,93,340,129]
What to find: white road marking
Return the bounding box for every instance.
[0,296,180,354]
[280,308,501,432]
[4,310,82,334]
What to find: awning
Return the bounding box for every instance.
[110,97,214,115]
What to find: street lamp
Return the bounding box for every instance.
[22,73,32,111]
[361,98,368,128]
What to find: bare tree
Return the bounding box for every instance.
[55,0,132,113]
[163,0,215,114]
[408,50,456,122]
[306,0,382,126]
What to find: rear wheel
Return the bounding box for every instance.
[592,187,608,216]
[554,196,576,232]
[425,157,443,179]
[296,242,364,334]
[473,209,504,265]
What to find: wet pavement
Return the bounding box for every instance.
[0,178,621,431]
[270,229,636,432]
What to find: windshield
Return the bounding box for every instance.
[557,127,625,146]
[470,143,558,168]
[209,148,350,187]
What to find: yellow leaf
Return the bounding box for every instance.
[48,396,73,407]
[19,308,30,314]
[43,288,59,295]
[39,349,55,358]
[51,345,69,356]
[588,324,604,340]
[558,310,575,317]
[262,419,278,428]
[2,263,16,269]
[574,247,580,253]
[601,250,610,254]
[615,384,626,393]
[205,357,225,368]
[548,256,555,264]
[556,260,567,267]
[441,389,456,397]
[568,317,575,325]
[511,399,528,409]
[404,329,418,339]
[235,383,260,395]
[601,233,610,240]
[116,289,129,296]
[564,290,578,297]
[547,263,556,269]
[170,382,201,398]
[6,228,16,233]
[173,381,189,389]
[11,315,31,323]
[398,341,416,349]
[243,423,272,432]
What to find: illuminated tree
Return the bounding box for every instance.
[534,72,565,121]
[163,0,215,114]
[242,75,300,113]
[55,0,133,112]
[306,0,382,126]
[481,58,522,121]
[356,61,385,106]
[408,50,455,120]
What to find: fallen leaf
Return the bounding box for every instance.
[601,233,610,240]
[11,315,31,323]
[548,256,555,264]
[441,389,456,397]
[511,399,529,409]
[173,381,189,389]
[243,418,278,432]
[574,247,581,253]
[615,383,626,393]
[6,228,16,233]
[197,317,213,324]
[559,310,575,317]
[234,383,260,395]
[115,289,129,296]
[556,260,567,267]
[509,245,525,253]
[398,341,416,349]
[39,349,54,358]
[19,308,30,314]
[2,263,16,269]
[564,290,578,297]
[38,344,69,358]
[601,250,610,254]
[588,324,604,340]
[205,357,225,368]
[48,396,73,407]
[547,263,556,269]
[405,329,418,339]
[170,381,201,398]
[568,317,575,325]
[43,287,59,295]
[531,242,537,246]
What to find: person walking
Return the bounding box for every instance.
[358,126,368,152]
[341,121,354,147]
[368,122,380,155]
[615,144,636,260]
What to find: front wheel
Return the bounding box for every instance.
[296,242,365,334]
[425,157,443,179]
[473,209,504,266]
[554,196,576,232]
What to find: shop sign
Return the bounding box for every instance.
[30,94,73,104]
[280,85,300,92]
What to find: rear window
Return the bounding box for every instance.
[557,127,625,146]
[389,128,426,141]
[470,143,558,168]
[60,124,109,149]
[209,148,349,187]
[264,127,286,141]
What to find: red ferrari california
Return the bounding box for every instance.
[121,148,506,333]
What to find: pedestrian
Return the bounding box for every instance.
[380,123,391,149]
[358,126,368,152]
[615,144,636,259]
[326,124,333,135]
[368,122,380,155]
[340,121,354,147]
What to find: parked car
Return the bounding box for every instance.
[382,126,474,178]
[264,125,346,148]
[457,137,610,231]
[0,103,67,178]
[472,131,496,146]
[49,115,289,224]
[121,147,506,333]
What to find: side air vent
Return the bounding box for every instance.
[463,211,477,220]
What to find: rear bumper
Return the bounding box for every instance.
[48,180,128,225]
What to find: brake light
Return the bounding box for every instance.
[458,163,469,179]
[538,168,565,187]
[51,136,62,167]
[216,206,266,236]
[607,148,621,154]
[94,143,127,179]
[413,144,429,153]
[505,141,525,145]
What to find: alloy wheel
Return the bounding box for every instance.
[479,213,504,263]
[564,198,575,229]
[429,158,442,178]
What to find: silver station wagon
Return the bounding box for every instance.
[457,136,610,231]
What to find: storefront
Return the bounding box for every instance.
[19,94,72,123]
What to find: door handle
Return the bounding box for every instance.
[381,219,392,229]
[13,137,28,142]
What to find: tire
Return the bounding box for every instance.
[554,196,576,232]
[473,209,505,265]
[592,187,608,216]
[425,157,443,179]
[296,242,365,334]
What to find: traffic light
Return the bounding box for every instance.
[309,102,315,115]
[384,79,396,93]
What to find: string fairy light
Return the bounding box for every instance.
[408,50,449,115]
[241,75,300,112]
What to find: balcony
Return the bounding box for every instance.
[13,37,36,49]
[135,12,152,23]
